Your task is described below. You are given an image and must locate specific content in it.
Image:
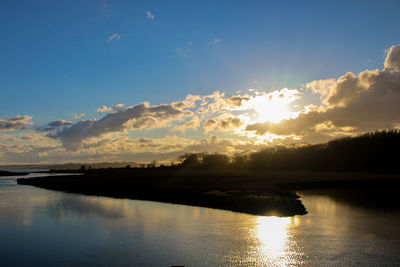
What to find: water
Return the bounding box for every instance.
[1,173,400,266]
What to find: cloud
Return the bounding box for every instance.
[246,44,400,142]
[184,135,263,155]
[176,41,194,57]
[171,116,200,132]
[203,119,217,133]
[49,102,192,150]
[0,115,33,131]
[97,105,111,113]
[9,44,399,163]
[42,120,72,131]
[219,116,244,130]
[213,38,222,44]
[202,116,244,133]
[226,95,250,106]
[97,104,124,113]
[147,11,155,20]
[384,44,400,70]
[107,33,121,42]
[73,113,85,119]
[171,94,201,109]
[112,104,124,111]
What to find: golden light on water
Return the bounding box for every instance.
[253,216,296,266]
[256,216,290,256]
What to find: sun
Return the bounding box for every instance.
[246,93,294,123]
[253,98,290,123]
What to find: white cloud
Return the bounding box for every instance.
[112,104,124,111]
[73,113,85,119]
[147,11,155,20]
[97,104,125,114]
[384,44,400,70]
[171,116,200,132]
[97,105,111,113]
[107,33,121,42]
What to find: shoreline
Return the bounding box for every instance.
[0,170,28,176]
[17,169,400,216]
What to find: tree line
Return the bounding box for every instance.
[177,129,400,172]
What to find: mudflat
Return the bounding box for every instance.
[17,168,400,216]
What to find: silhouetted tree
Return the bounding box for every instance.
[202,153,229,169]
[178,153,201,168]
[231,154,249,169]
[246,129,400,172]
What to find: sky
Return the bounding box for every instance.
[1,0,400,164]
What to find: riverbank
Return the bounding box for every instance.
[0,170,28,176]
[17,168,400,216]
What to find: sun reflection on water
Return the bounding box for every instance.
[254,216,297,266]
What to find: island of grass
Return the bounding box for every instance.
[17,130,400,216]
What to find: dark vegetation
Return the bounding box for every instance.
[17,130,400,216]
[178,129,400,172]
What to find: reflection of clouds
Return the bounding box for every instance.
[298,192,400,240]
[47,195,126,220]
[0,185,48,227]
[0,198,34,226]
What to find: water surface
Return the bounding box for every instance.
[1,173,399,266]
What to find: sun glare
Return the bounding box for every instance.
[253,98,290,123]
[243,91,297,124]
[256,216,290,257]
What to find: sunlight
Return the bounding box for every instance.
[253,96,290,123]
[255,216,291,262]
[241,89,299,124]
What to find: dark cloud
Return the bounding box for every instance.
[203,118,217,132]
[219,117,243,130]
[227,95,250,106]
[48,120,72,127]
[0,115,32,131]
[36,120,72,132]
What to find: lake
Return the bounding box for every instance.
[1,172,400,266]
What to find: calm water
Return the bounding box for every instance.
[1,173,400,266]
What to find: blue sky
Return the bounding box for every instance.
[1,1,400,163]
